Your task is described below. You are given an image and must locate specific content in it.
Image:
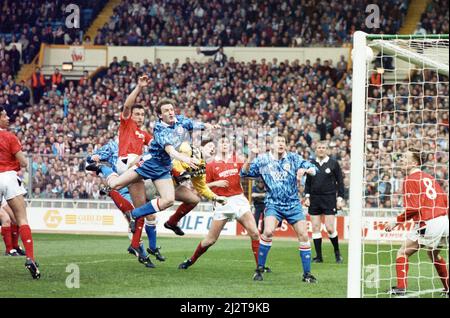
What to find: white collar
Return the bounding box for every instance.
[160,117,178,128]
[317,156,329,165]
[410,167,421,175]
[269,151,287,161]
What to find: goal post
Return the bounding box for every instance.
[347,31,449,298]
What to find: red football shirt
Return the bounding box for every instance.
[398,169,448,223]
[118,113,152,157]
[206,158,244,197]
[0,129,22,172]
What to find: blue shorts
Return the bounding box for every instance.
[135,157,171,181]
[118,187,132,205]
[265,204,305,225]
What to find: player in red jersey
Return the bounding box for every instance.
[0,199,26,256]
[385,148,449,296]
[87,75,159,268]
[178,137,262,270]
[0,106,40,279]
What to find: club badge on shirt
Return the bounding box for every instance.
[325,168,331,174]
[283,163,291,171]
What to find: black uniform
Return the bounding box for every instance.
[304,156,344,215]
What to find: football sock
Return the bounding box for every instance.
[19,225,34,260]
[132,199,160,218]
[131,218,145,249]
[258,236,272,268]
[1,226,13,252]
[396,256,409,289]
[329,231,340,254]
[11,224,19,248]
[109,190,134,214]
[167,203,196,226]
[312,232,322,259]
[299,241,312,274]
[145,220,157,251]
[251,239,260,266]
[191,242,210,264]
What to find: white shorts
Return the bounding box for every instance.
[213,194,251,221]
[115,154,139,175]
[1,197,7,208]
[407,215,449,249]
[0,171,27,202]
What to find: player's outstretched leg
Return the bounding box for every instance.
[178,219,226,270]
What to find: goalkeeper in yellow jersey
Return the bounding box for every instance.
[164,142,226,236]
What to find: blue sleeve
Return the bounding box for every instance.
[154,127,174,149]
[180,115,205,131]
[240,157,261,178]
[93,142,114,161]
[293,153,318,175]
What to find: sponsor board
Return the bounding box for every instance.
[237,215,345,239]
[28,208,127,232]
[361,217,416,241]
[25,207,236,236]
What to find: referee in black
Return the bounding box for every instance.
[304,141,345,264]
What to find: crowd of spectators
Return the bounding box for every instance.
[1,0,448,208]
[94,0,409,47]
[7,53,448,209]
[418,0,449,35]
[0,0,107,66]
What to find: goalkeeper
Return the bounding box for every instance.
[164,142,226,236]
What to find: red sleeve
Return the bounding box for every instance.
[9,134,22,155]
[206,163,214,183]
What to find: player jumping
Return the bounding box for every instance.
[88,75,162,268]
[178,137,261,270]
[86,139,166,266]
[241,135,318,283]
[385,148,449,296]
[104,98,219,231]
[165,141,227,235]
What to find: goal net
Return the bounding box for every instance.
[348,32,449,298]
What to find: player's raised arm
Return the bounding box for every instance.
[122,75,149,119]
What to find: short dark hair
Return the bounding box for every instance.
[156,98,176,114]
[0,106,4,113]
[131,104,145,113]
[408,148,427,166]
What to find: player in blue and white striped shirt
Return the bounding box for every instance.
[241,135,318,283]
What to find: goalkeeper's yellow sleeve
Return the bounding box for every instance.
[191,174,216,201]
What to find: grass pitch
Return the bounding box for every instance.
[0,233,446,298]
